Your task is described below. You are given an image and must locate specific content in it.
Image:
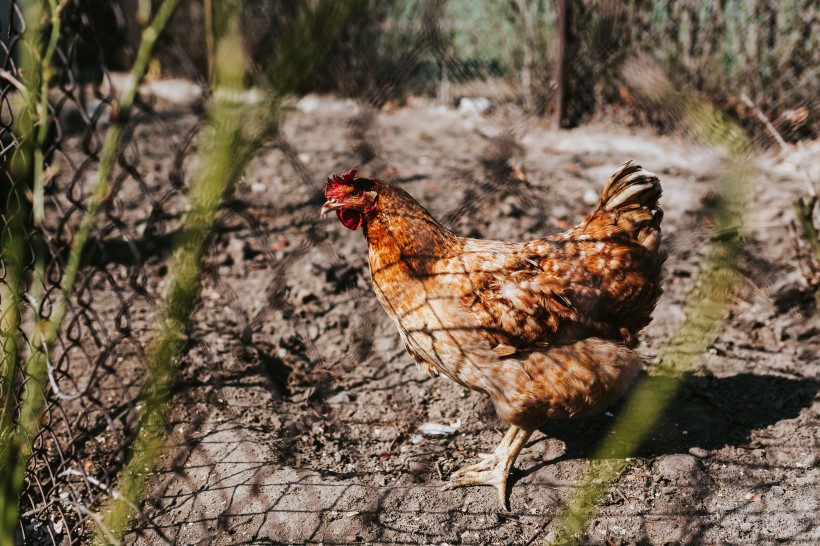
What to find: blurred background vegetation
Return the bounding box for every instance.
[51,0,817,135]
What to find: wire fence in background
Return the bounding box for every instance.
[0,0,817,544]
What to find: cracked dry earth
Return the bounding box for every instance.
[124,96,818,545]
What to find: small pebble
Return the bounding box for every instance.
[655,454,700,484]
[798,453,817,468]
[458,96,491,115]
[417,422,458,436]
[326,391,350,404]
[740,521,752,532]
[408,460,426,473]
[771,485,784,495]
[688,447,709,458]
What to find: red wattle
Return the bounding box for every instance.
[337,208,364,230]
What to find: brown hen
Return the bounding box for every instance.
[321,162,665,507]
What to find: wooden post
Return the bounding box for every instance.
[204,0,214,83]
[552,0,568,129]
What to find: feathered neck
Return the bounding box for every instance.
[363,183,458,276]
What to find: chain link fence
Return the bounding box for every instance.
[0,1,817,544]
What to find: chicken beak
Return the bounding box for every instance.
[320,199,342,218]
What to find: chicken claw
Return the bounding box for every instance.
[442,425,533,509]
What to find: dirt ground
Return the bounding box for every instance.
[123,95,819,545]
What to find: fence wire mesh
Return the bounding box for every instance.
[0,1,817,544]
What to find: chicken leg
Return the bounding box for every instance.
[442,425,533,509]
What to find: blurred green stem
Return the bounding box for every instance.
[92,2,367,542]
[0,200,25,546]
[0,0,57,542]
[31,0,59,229]
[21,0,64,461]
[795,196,820,261]
[48,0,181,345]
[91,103,244,546]
[91,12,252,546]
[28,0,61,345]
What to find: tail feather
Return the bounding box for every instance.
[596,161,663,253]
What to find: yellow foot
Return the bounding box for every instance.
[441,426,533,510]
[442,452,512,507]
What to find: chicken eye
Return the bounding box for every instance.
[350,190,362,197]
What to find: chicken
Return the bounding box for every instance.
[321,162,664,507]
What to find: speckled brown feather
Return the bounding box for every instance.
[358,161,663,427]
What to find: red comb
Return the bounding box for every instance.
[325,168,358,199]
[327,168,357,186]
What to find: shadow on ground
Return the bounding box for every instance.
[527,372,819,468]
